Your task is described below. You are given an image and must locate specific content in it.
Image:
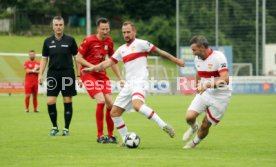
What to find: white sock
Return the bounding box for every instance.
[190,122,198,131]
[138,104,166,128]
[193,134,201,144]
[112,116,128,142]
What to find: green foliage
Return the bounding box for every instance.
[136,16,176,55]
[14,14,31,32]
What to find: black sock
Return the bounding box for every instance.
[64,102,73,129]
[48,103,58,128]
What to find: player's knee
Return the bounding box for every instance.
[110,109,119,117]
[132,104,140,111]
[185,110,197,123]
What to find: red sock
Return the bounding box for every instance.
[96,103,105,137]
[106,107,114,137]
[33,97,38,111]
[25,97,30,110]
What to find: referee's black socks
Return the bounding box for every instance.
[48,103,58,128]
[64,102,73,130]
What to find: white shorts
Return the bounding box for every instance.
[114,81,148,112]
[188,93,231,125]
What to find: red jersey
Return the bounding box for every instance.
[78,35,114,75]
[24,60,40,84]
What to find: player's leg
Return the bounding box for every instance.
[81,73,108,142]
[24,84,31,112]
[60,70,77,136]
[46,71,62,136]
[62,96,73,136]
[103,93,117,143]
[47,96,59,136]
[183,94,205,142]
[182,110,199,141]
[184,115,211,149]
[110,105,126,143]
[94,92,107,143]
[184,98,229,149]
[132,97,175,138]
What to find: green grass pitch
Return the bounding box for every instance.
[0,94,275,167]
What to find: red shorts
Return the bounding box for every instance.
[25,82,38,95]
[81,73,111,98]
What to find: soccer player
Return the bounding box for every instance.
[82,21,185,144]
[182,35,232,149]
[24,50,40,113]
[76,18,123,144]
[39,16,81,136]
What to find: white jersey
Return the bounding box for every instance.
[110,38,156,81]
[195,50,231,98]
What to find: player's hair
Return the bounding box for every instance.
[52,16,64,22]
[189,35,209,48]
[29,50,35,53]
[122,21,136,31]
[96,18,109,27]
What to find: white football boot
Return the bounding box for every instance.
[182,122,199,142]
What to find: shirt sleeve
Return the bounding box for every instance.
[78,38,88,57]
[24,62,28,69]
[108,40,115,58]
[216,53,229,73]
[71,38,78,56]
[42,39,49,58]
[141,40,156,53]
[110,47,122,64]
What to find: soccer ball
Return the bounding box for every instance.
[124,132,140,149]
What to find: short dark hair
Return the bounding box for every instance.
[96,18,109,27]
[122,21,136,31]
[189,35,209,48]
[29,50,35,53]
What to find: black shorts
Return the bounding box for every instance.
[46,69,77,97]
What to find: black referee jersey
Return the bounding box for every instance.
[42,34,78,71]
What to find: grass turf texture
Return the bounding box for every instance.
[0,94,275,167]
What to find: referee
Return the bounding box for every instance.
[39,16,81,136]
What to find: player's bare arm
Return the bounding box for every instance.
[76,52,95,68]
[197,71,229,94]
[73,56,83,88]
[82,59,115,74]
[153,47,185,67]
[111,64,125,87]
[38,57,48,84]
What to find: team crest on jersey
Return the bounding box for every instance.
[51,40,55,44]
[208,64,213,70]
[104,45,108,50]
[131,46,135,51]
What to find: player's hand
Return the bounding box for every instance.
[119,80,126,88]
[77,77,83,88]
[176,59,185,67]
[196,83,207,94]
[38,74,43,85]
[81,67,93,74]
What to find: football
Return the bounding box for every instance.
[124,132,140,149]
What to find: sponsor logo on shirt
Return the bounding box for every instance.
[104,45,108,50]
[61,45,69,47]
[208,63,213,70]
[49,45,56,48]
